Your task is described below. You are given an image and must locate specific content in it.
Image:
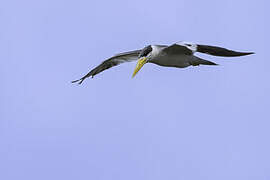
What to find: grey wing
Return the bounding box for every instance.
[162,43,194,56]
[163,42,254,57]
[72,50,141,84]
[196,44,254,57]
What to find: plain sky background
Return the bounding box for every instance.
[1,0,270,179]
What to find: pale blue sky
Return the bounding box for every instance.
[1,0,270,179]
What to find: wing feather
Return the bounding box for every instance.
[162,43,194,55]
[197,44,254,57]
[163,42,254,57]
[72,50,141,84]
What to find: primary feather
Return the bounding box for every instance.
[72,50,141,84]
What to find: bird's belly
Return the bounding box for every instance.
[150,54,190,68]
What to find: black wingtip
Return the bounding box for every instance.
[244,52,255,55]
[234,52,255,56]
[71,79,79,83]
[71,74,95,84]
[71,78,84,84]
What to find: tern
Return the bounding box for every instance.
[72,42,253,84]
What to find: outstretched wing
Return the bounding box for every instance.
[163,42,254,57]
[197,44,254,57]
[72,50,141,84]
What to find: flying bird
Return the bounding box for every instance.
[72,42,254,84]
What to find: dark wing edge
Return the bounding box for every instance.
[197,44,254,57]
[71,50,141,84]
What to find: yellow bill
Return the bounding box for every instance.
[132,57,147,78]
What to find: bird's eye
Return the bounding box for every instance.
[186,44,192,47]
[139,45,152,57]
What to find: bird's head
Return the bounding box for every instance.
[132,45,153,78]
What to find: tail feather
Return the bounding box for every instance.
[190,56,218,66]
